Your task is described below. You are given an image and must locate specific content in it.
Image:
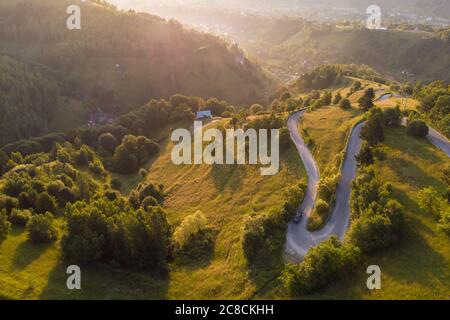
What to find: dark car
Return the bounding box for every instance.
[293,211,304,224]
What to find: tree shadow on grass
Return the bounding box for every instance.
[246,240,286,299]
[385,128,443,163]
[386,157,444,191]
[360,187,446,294]
[373,230,447,290]
[10,240,52,272]
[40,262,170,300]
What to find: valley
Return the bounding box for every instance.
[0,0,449,302]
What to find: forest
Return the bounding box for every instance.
[0,0,276,146]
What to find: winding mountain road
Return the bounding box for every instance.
[285,110,364,261]
[285,111,450,261]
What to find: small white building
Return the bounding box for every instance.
[196,110,213,120]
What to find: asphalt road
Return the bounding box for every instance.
[285,110,364,261]
[427,126,450,157]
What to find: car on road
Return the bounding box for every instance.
[293,211,304,224]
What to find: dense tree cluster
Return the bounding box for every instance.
[417,184,450,236]
[361,107,401,146]
[295,65,342,93]
[61,198,172,272]
[281,237,361,295]
[406,120,429,138]
[293,65,384,94]
[358,88,375,111]
[414,81,450,137]
[27,212,58,244]
[112,135,159,174]
[308,174,340,231]
[0,153,101,219]
[348,167,404,253]
[0,55,58,146]
[128,182,165,210]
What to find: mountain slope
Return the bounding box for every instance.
[0,0,277,110]
[281,27,450,83]
[0,55,60,145]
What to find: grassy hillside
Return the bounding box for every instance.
[144,120,306,299]
[299,105,363,177]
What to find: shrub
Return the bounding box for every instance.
[407,120,429,138]
[382,106,401,126]
[26,212,58,243]
[361,109,384,145]
[131,182,165,206]
[9,209,32,227]
[88,158,106,176]
[0,195,19,214]
[36,192,57,214]
[173,211,207,249]
[339,98,351,109]
[0,210,11,244]
[242,216,265,262]
[317,176,338,203]
[142,196,158,209]
[47,181,65,198]
[347,211,399,253]
[356,142,374,167]
[333,92,342,105]
[97,133,119,153]
[18,191,37,209]
[105,190,120,201]
[111,178,122,190]
[250,104,264,115]
[315,199,330,216]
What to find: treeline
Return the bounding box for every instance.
[0,55,59,146]
[293,64,386,93]
[414,81,450,138]
[1,94,238,175]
